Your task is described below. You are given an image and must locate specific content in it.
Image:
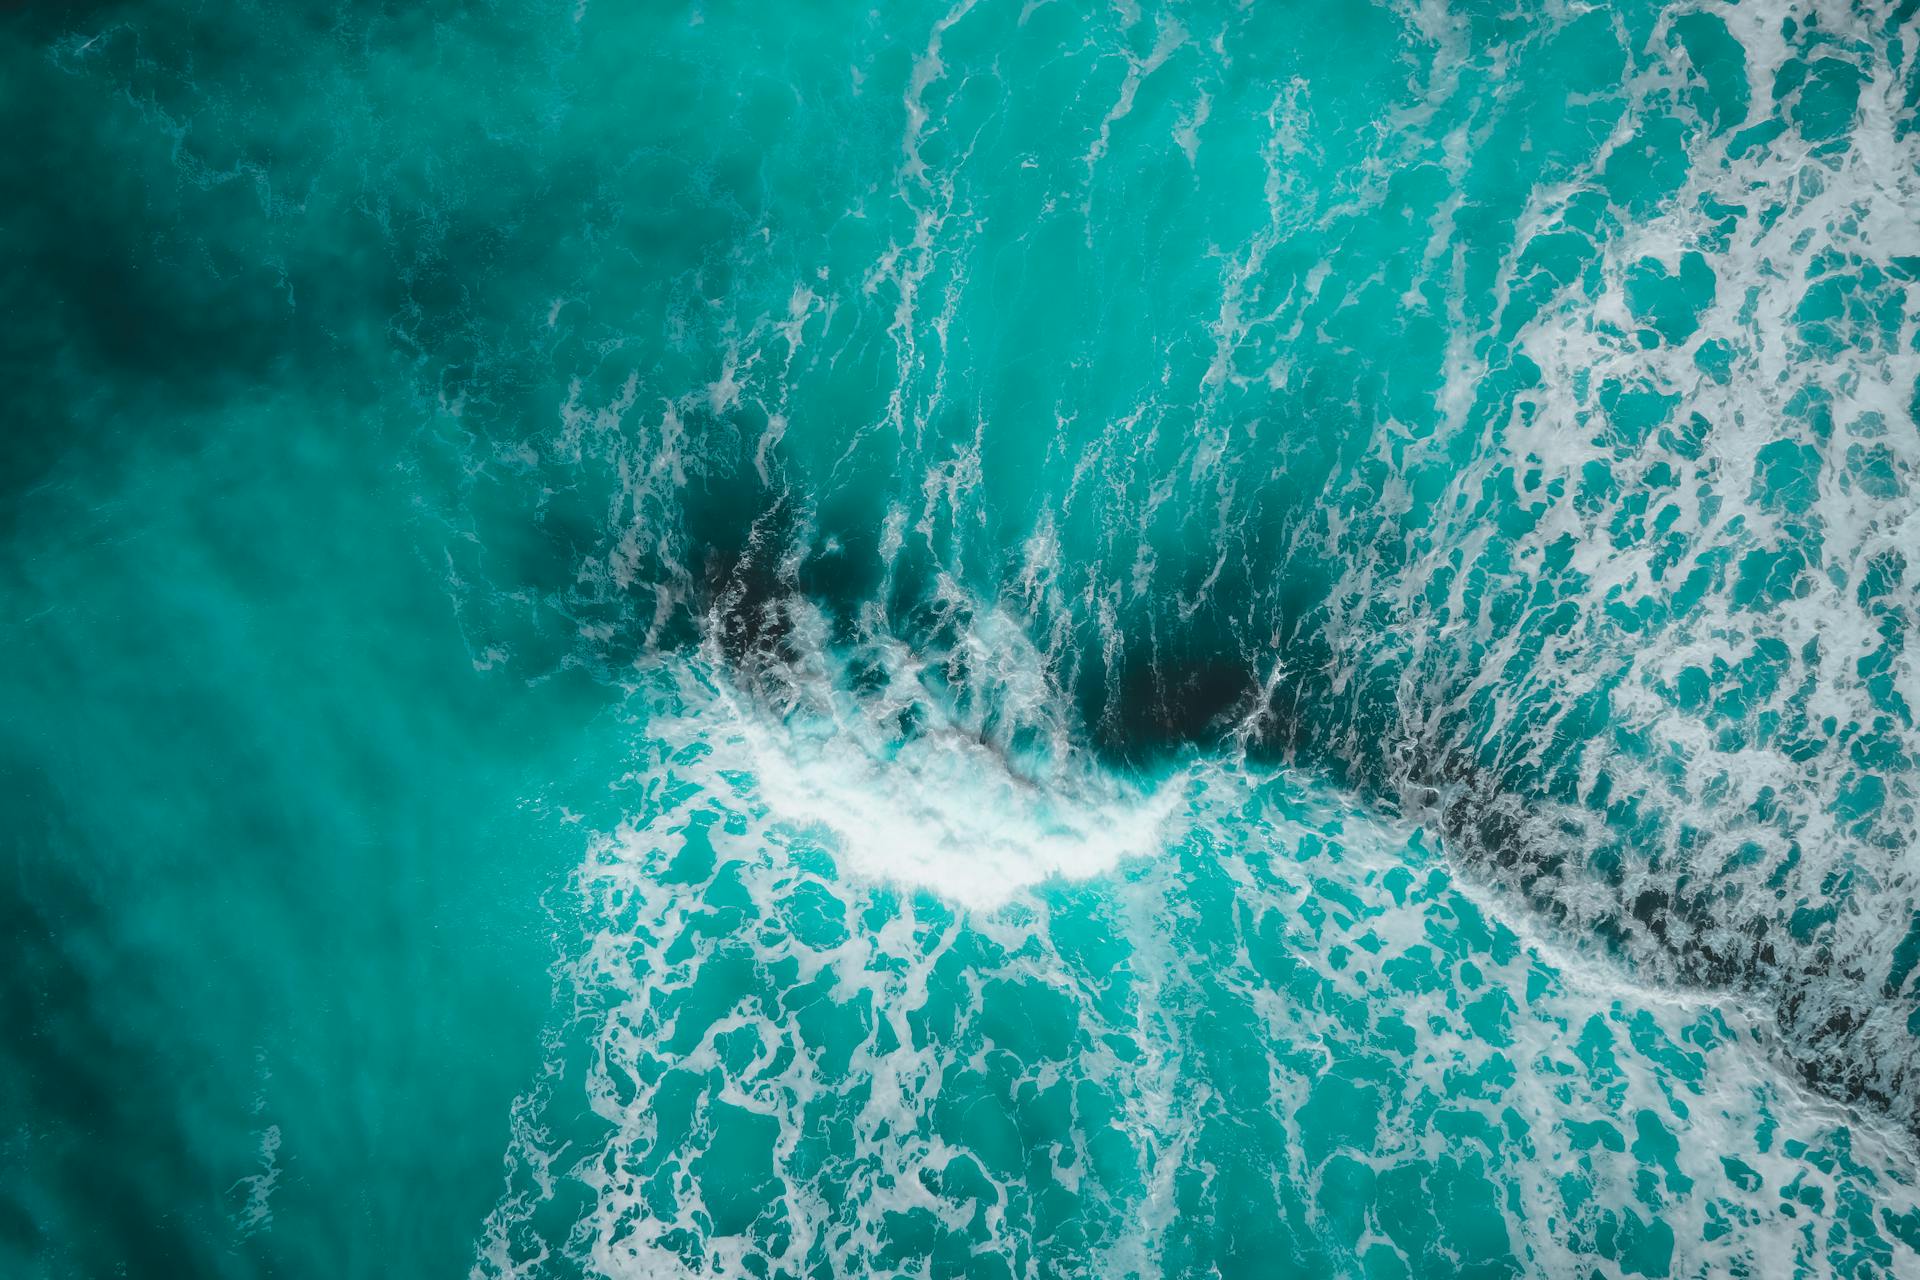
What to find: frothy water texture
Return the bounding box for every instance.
[3,0,1919,1277]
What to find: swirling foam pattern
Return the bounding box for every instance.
[2,0,1918,1276]
[474,638,1920,1278]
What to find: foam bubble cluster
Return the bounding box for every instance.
[431,0,1920,1132]
[476,646,1920,1278]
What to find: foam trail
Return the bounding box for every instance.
[475,632,1920,1278]
[451,0,1920,1132]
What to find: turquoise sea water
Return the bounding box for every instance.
[5,0,1920,1275]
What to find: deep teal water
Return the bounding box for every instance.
[4,0,1920,1276]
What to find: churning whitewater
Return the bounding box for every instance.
[3,0,1919,1276]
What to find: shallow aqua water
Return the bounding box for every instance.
[4,0,1919,1276]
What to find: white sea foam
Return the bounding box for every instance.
[1298,0,1920,1113]
[703,602,1181,907]
[441,10,1920,1261]
[476,708,1920,1278]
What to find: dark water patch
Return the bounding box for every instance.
[0,757,231,1276]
